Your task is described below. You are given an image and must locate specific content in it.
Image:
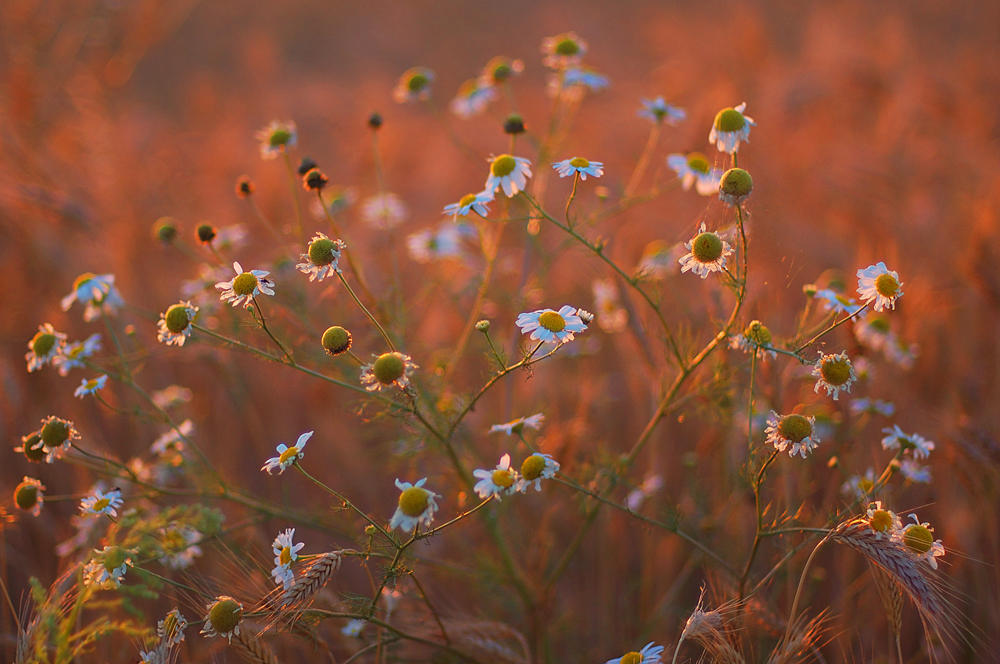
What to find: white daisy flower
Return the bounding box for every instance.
[74,375,107,399]
[718,167,753,206]
[157,609,188,646]
[297,233,346,281]
[360,352,417,392]
[866,501,903,540]
[201,596,243,643]
[406,223,474,264]
[255,120,297,160]
[849,398,895,417]
[901,514,945,569]
[764,411,820,458]
[25,324,66,372]
[485,154,532,197]
[881,424,934,459]
[80,487,123,517]
[637,97,685,125]
[897,458,932,483]
[516,305,587,344]
[215,261,275,309]
[61,273,124,322]
[516,453,560,492]
[158,525,203,570]
[473,454,519,500]
[53,333,102,376]
[271,528,305,589]
[490,414,545,435]
[14,477,45,516]
[360,193,408,230]
[678,222,733,278]
[479,56,524,87]
[262,431,313,475]
[708,103,755,154]
[37,416,80,463]
[841,467,877,499]
[728,320,777,359]
[605,642,665,664]
[552,157,603,180]
[389,478,440,532]
[626,474,665,511]
[342,619,366,637]
[592,279,628,333]
[636,241,685,279]
[443,190,493,218]
[813,289,867,318]
[856,262,903,312]
[812,351,856,400]
[541,32,588,69]
[393,67,434,103]
[449,78,499,118]
[554,67,609,95]
[86,545,134,588]
[667,152,724,196]
[157,301,198,346]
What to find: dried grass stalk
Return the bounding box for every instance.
[765,613,827,664]
[440,619,531,664]
[868,561,904,662]
[279,550,343,611]
[232,628,280,664]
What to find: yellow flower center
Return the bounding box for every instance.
[407,73,430,92]
[373,352,406,385]
[491,155,517,177]
[720,168,753,198]
[555,38,580,56]
[569,157,590,168]
[858,478,874,494]
[869,509,893,532]
[686,152,710,174]
[93,497,111,512]
[14,483,38,510]
[308,238,337,265]
[714,108,746,132]
[103,546,128,572]
[521,455,546,481]
[874,273,899,298]
[209,597,243,634]
[778,414,812,443]
[692,232,724,263]
[620,652,644,664]
[399,486,430,517]
[232,272,258,297]
[903,524,934,554]
[164,305,192,334]
[491,468,515,489]
[278,446,299,464]
[31,332,57,357]
[820,358,852,386]
[268,128,291,147]
[459,193,478,207]
[72,272,98,293]
[279,546,292,566]
[744,321,772,346]
[322,326,352,355]
[41,420,70,448]
[538,311,566,332]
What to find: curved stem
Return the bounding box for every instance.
[624,123,661,198]
[337,271,396,351]
[252,298,295,363]
[783,534,832,646]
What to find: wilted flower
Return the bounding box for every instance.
[866,501,903,540]
[14,477,45,516]
[765,411,820,458]
[26,324,66,372]
[157,301,198,346]
[812,351,856,400]
[679,223,733,278]
[709,103,755,154]
[297,233,346,281]
[38,416,80,462]
[201,596,243,643]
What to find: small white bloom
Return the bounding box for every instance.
[811,350,856,400]
[473,454,519,500]
[881,424,934,459]
[849,398,895,417]
[450,78,499,118]
[393,67,434,103]
[605,642,665,664]
[342,619,366,638]
[516,453,560,492]
[592,279,628,333]
[443,190,493,218]
[360,193,408,230]
[708,102,755,154]
[866,501,903,540]
[841,468,877,499]
[53,333,102,376]
[80,487,123,517]
[516,305,587,344]
[764,411,820,458]
[297,233,346,281]
[856,262,903,312]
[215,262,274,309]
[667,152,724,196]
[157,301,198,346]
[262,431,313,474]
[26,324,66,372]
[86,545,134,588]
[490,414,544,435]
[678,222,733,278]
[541,32,587,69]
[255,120,297,159]
[901,514,945,569]
[390,478,440,532]
[360,352,417,392]
[406,223,472,263]
[61,273,124,322]
[159,526,203,570]
[556,67,609,94]
[152,420,194,456]
[552,157,603,180]
[272,528,305,589]
[74,375,107,398]
[637,97,685,125]
[898,458,932,483]
[485,154,532,198]
[626,474,664,511]
[813,289,867,318]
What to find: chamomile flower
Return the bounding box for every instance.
[151,420,193,456]
[812,351,856,400]
[80,487,123,517]
[490,413,544,435]
[443,190,493,218]
[14,477,45,516]
[74,375,107,398]
[389,478,440,532]
[38,416,80,462]
[262,431,313,475]
[393,67,434,103]
[479,56,524,87]
[158,525,203,570]
[866,501,903,540]
[297,233,346,281]
[902,514,945,569]
[157,301,198,346]
[485,154,532,197]
[553,157,603,180]
[15,433,46,463]
[360,193,408,229]
[841,468,877,499]
[849,398,895,417]
[61,273,123,322]
[215,262,274,309]
[718,168,753,206]
[26,324,66,372]
[856,262,903,312]
[678,223,733,278]
[201,596,243,643]
[255,120,297,159]
[667,153,724,196]
[881,424,934,459]
[558,67,609,93]
[898,458,932,483]
[517,453,560,492]
[271,528,305,589]
[728,320,777,359]
[636,240,685,279]
[516,305,587,344]
[53,334,102,375]
[605,642,665,664]
[86,545,134,588]
[473,454,519,500]
[765,411,820,458]
[593,279,628,333]
[158,609,188,646]
[342,619,366,637]
[626,474,665,510]
[360,352,417,392]
[709,103,755,154]
[637,97,685,125]
[814,289,867,318]
[541,32,588,69]
[449,79,498,118]
[406,223,472,263]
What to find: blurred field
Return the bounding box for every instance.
[3,0,1000,662]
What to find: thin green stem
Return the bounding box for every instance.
[565,172,580,227]
[624,122,661,199]
[294,464,396,546]
[252,297,295,363]
[337,271,395,352]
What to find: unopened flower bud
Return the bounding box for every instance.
[475,320,490,333]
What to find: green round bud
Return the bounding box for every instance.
[196,224,216,244]
[373,352,406,385]
[155,218,178,244]
[555,38,580,56]
[719,168,753,202]
[236,176,255,198]
[368,112,383,129]
[475,320,490,333]
[503,114,525,135]
[297,157,318,176]
[321,326,352,356]
[802,283,818,297]
[364,524,377,537]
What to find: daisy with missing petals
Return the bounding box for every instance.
[271,528,305,589]
[764,411,820,458]
[856,262,903,312]
[880,424,934,459]
[393,67,434,103]
[841,467,877,499]
[54,334,102,376]
[443,191,493,219]
[360,193,408,229]
[728,320,777,359]
[898,458,932,483]
[14,478,45,516]
[485,154,532,197]
[667,153,723,196]
[201,596,243,643]
[74,375,107,399]
[866,501,903,540]
[637,97,686,125]
[812,351,856,400]
[157,301,198,346]
[26,324,66,372]
[262,431,313,475]
[473,454,519,500]
[158,609,188,646]
[80,487,123,517]
[541,32,588,69]
[390,478,440,532]
[718,168,753,206]
[38,415,80,462]
[709,103,755,154]
[517,453,560,492]
[360,352,417,392]
[490,413,544,435]
[678,223,733,278]
[86,545,134,588]
[901,514,945,569]
[215,262,275,309]
[605,642,665,664]
[255,120,297,160]
[297,233,346,282]
[516,305,587,344]
[552,157,603,180]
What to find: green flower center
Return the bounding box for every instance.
[858,479,874,494]
[686,152,710,174]
[209,598,243,634]
[21,434,46,462]
[279,546,292,566]
[14,484,38,510]
[538,311,566,332]
[31,332,57,357]
[162,530,186,550]
[93,497,111,512]
[868,317,891,333]
[322,326,352,355]
[692,232,724,263]
[232,273,258,297]
[569,157,590,168]
[407,73,429,92]
[874,273,899,298]
[268,129,292,147]
[164,305,192,334]
[820,358,852,386]
[493,64,512,80]
[278,446,300,464]
[41,420,70,448]
[869,509,893,532]
[103,546,128,572]
[903,524,934,554]
[491,155,517,177]
[620,652,644,664]
[459,193,478,207]
[744,321,772,346]
[521,455,546,481]
[399,486,430,517]
[308,238,337,266]
[373,353,406,385]
[510,421,525,435]
[720,168,753,198]
[491,468,515,489]
[778,414,812,443]
[714,108,746,132]
[555,38,580,56]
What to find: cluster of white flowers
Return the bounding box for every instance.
[866,502,945,569]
